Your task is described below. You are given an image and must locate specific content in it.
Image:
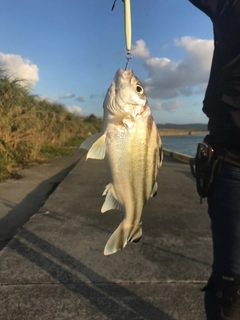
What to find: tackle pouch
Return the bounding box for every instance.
[190,142,222,202]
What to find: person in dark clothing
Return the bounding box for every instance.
[189,0,240,319]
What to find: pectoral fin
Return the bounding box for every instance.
[159,146,163,168]
[150,181,158,197]
[80,133,106,160]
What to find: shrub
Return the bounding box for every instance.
[0,70,102,180]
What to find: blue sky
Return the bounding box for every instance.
[0,0,214,124]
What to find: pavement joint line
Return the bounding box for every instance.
[0,280,207,286]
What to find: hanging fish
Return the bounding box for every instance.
[80,68,162,255]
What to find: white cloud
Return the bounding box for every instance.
[59,92,75,99]
[132,37,213,100]
[152,100,184,112]
[37,94,53,102]
[162,44,169,50]
[175,36,213,73]
[151,102,162,111]
[0,52,39,87]
[192,101,202,107]
[132,39,150,59]
[65,105,82,115]
[75,96,85,102]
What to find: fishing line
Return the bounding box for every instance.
[112,0,132,70]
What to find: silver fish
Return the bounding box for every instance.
[80,68,162,255]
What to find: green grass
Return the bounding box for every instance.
[40,145,79,157]
[64,136,87,147]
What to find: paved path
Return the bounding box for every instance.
[0,152,83,249]
[0,151,212,319]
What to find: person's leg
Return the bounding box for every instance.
[205,163,240,319]
[204,272,240,319]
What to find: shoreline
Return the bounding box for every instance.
[158,129,208,137]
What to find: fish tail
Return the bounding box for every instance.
[104,221,142,255]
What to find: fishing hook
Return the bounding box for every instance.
[125,51,132,70]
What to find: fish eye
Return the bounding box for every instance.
[136,85,143,93]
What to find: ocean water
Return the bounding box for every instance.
[161,133,206,157]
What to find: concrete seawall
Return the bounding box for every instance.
[159,129,208,137]
[163,148,192,164]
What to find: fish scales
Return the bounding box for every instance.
[106,112,157,222]
[80,68,162,255]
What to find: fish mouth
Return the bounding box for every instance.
[115,68,133,85]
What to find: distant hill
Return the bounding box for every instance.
[157,123,208,131]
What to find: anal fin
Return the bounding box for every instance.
[101,184,123,213]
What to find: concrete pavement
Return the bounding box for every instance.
[0,150,212,319]
[0,152,84,250]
